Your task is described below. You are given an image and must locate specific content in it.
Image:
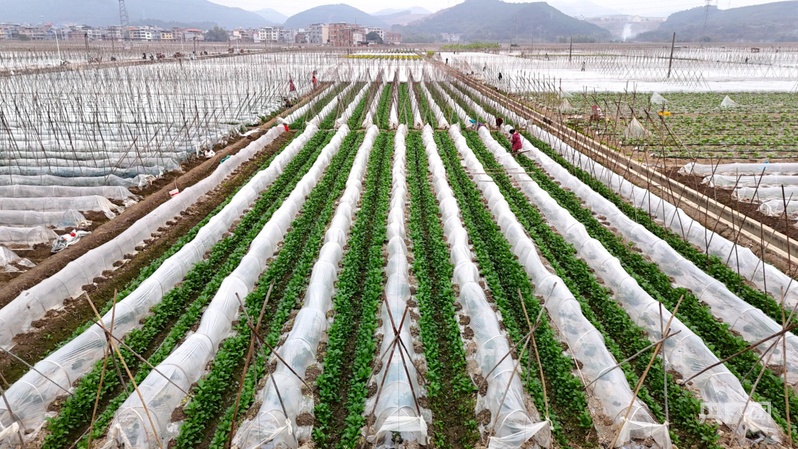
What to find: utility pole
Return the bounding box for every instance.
[569,36,573,62]
[118,0,129,42]
[667,32,676,79]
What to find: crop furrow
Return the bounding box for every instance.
[405,130,479,448]
[433,130,594,447]
[312,132,393,449]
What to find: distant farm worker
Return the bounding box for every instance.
[498,72,503,81]
[510,128,522,156]
[288,78,296,94]
[495,116,504,129]
[468,118,486,130]
[312,74,317,89]
[581,61,586,71]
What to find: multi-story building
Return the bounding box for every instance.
[363,27,385,40]
[385,32,402,45]
[308,23,329,45]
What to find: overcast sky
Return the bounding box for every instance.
[209,0,785,18]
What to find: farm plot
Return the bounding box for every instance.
[3,56,798,449]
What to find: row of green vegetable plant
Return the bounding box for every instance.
[320,82,365,130]
[376,84,393,130]
[347,83,375,130]
[480,131,721,448]
[413,83,435,126]
[291,84,346,130]
[438,82,483,124]
[515,132,798,440]
[428,83,462,128]
[313,132,393,449]
[405,130,479,448]
[433,130,594,448]
[398,83,414,126]
[175,131,367,449]
[41,130,329,449]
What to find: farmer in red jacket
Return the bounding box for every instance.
[510,128,522,156]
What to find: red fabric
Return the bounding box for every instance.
[511,132,522,151]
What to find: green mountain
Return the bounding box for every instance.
[637,1,798,42]
[396,0,611,43]
[283,4,388,29]
[0,0,268,28]
[253,8,287,25]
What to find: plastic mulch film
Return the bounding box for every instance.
[457,125,668,448]
[512,129,798,388]
[232,125,379,449]
[335,82,371,129]
[0,246,33,272]
[0,162,173,179]
[283,84,335,125]
[487,126,783,442]
[759,199,798,218]
[310,83,357,128]
[0,126,286,350]
[0,174,151,188]
[0,196,122,219]
[426,125,550,449]
[0,210,88,228]
[529,126,798,338]
[733,186,798,203]
[389,86,400,130]
[0,185,136,202]
[0,226,57,247]
[680,162,798,177]
[365,125,429,447]
[0,126,297,440]
[418,82,449,130]
[104,125,352,449]
[703,174,798,189]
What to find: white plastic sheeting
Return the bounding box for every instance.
[514,130,798,388]
[702,174,798,189]
[0,174,152,189]
[407,82,424,129]
[310,83,357,128]
[681,162,798,177]
[0,185,135,202]
[0,210,88,228]
[389,84,400,130]
[453,80,527,130]
[759,199,798,218]
[105,125,352,449]
[427,125,550,448]
[0,226,57,248]
[418,82,449,130]
[531,126,798,339]
[0,246,34,272]
[365,125,428,447]
[0,125,300,441]
[733,186,798,203]
[430,82,471,125]
[283,84,335,125]
[232,125,380,449]
[520,127,784,441]
[461,126,667,448]
[334,82,371,129]
[0,125,286,351]
[720,95,738,108]
[0,196,122,219]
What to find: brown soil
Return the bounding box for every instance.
[476,408,491,426]
[296,412,315,427]
[0,131,293,385]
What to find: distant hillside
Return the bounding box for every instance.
[378,10,432,27]
[0,0,268,28]
[284,4,388,29]
[374,7,432,16]
[550,0,621,18]
[637,1,798,42]
[253,8,287,25]
[397,0,611,43]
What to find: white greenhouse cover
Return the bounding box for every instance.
[365,126,429,447]
[0,196,122,219]
[233,126,380,449]
[720,95,738,108]
[623,117,650,140]
[431,126,551,449]
[0,185,135,201]
[0,246,34,272]
[0,226,57,248]
[0,126,295,442]
[702,174,798,189]
[680,162,798,177]
[105,125,352,449]
[650,92,668,105]
[0,209,88,229]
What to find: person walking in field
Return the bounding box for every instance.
[495,116,504,129]
[510,128,522,156]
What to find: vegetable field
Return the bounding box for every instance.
[1,51,798,449]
